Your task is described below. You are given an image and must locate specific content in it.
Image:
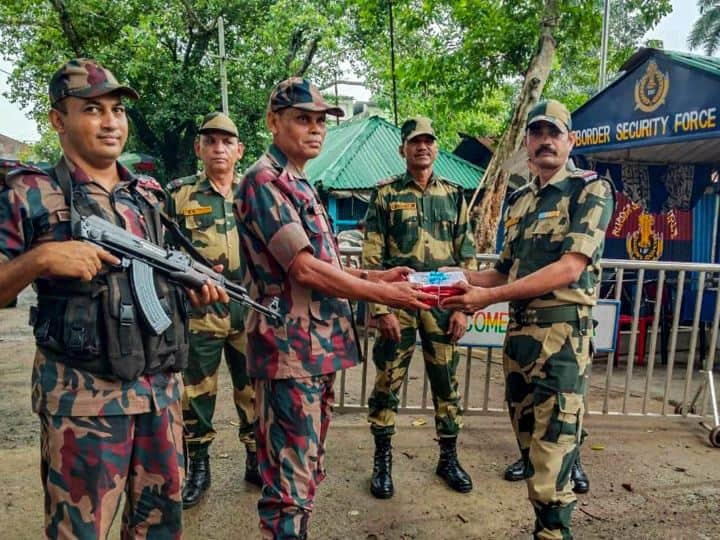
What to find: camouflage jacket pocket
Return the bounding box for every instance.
[300,202,329,236]
[389,210,418,252]
[185,212,215,230]
[531,214,566,254]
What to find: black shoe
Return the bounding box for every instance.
[571,455,589,494]
[370,435,394,499]
[182,455,211,509]
[503,457,527,482]
[245,447,262,487]
[436,437,473,493]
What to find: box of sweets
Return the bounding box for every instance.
[408,271,466,307]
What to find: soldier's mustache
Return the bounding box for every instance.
[536,146,556,156]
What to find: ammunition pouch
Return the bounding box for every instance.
[33,273,189,381]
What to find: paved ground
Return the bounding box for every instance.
[2,289,720,539]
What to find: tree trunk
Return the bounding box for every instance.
[469,0,559,254]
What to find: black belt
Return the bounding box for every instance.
[509,304,591,328]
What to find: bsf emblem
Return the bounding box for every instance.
[634,60,669,113]
[627,212,663,260]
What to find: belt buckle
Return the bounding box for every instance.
[524,308,538,325]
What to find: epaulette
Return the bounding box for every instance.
[575,169,598,183]
[375,174,403,188]
[508,183,532,205]
[165,175,197,192]
[438,176,463,190]
[5,164,49,181]
[137,175,164,193]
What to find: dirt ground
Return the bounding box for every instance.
[2,289,720,539]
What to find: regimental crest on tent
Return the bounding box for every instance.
[627,212,664,260]
[634,60,669,113]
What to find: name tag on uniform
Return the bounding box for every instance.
[183,206,212,216]
[538,210,560,219]
[390,202,416,211]
[505,217,520,228]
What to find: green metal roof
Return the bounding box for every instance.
[306,115,485,191]
[621,48,720,79]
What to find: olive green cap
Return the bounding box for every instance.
[400,116,436,142]
[198,112,239,137]
[526,99,572,132]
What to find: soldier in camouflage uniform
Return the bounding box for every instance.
[362,116,477,498]
[234,78,433,540]
[443,100,614,540]
[0,59,224,539]
[166,112,260,509]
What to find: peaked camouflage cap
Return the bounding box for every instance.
[49,58,139,107]
[400,116,436,142]
[198,111,239,137]
[526,99,572,132]
[269,77,344,117]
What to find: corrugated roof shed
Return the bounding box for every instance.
[307,115,485,191]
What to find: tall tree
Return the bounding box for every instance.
[688,0,720,55]
[0,0,349,180]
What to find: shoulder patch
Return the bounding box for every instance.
[166,175,197,192]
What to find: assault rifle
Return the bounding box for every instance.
[78,214,279,334]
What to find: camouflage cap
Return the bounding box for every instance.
[400,116,436,142]
[526,99,572,132]
[49,58,139,107]
[198,111,239,137]
[269,77,344,117]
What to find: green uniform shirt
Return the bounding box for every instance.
[362,171,477,316]
[495,162,614,311]
[166,171,246,331]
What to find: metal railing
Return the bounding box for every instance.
[336,248,720,421]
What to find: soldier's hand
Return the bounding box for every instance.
[34,241,120,281]
[439,266,470,281]
[187,264,230,308]
[379,281,434,311]
[376,313,401,342]
[448,311,468,343]
[377,266,413,282]
[440,281,493,312]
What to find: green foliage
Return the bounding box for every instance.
[346,0,671,143]
[688,0,720,55]
[0,0,349,181]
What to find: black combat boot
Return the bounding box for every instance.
[182,455,211,509]
[245,447,262,487]
[571,454,589,494]
[503,457,527,481]
[436,437,473,493]
[370,435,394,499]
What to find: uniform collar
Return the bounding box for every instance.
[62,154,136,186]
[266,143,306,180]
[530,160,574,194]
[196,171,241,195]
[399,170,438,190]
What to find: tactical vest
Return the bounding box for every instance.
[30,160,189,381]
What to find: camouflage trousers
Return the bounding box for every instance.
[182,326,255,458]
[504,318,592,540]
[254,373,335,539]
[40,400,184,539]
[368,307,462,437]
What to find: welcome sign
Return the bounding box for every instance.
[456,299,621,352]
